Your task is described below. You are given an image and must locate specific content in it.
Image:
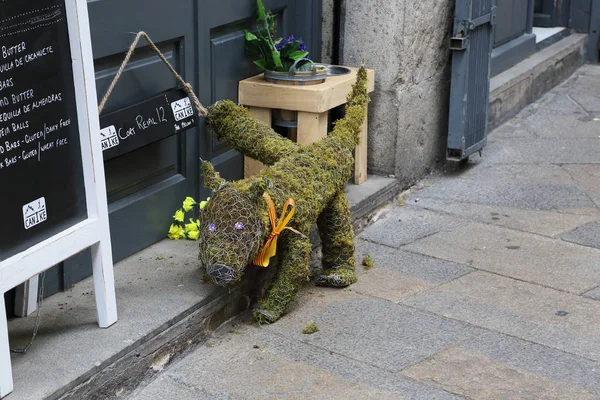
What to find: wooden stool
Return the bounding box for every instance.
[238,66,375,184]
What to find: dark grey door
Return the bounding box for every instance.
[447,0,497,161]
[495,0,529,46]
[18,0,322,302]
[91,0,199,263]
[535,0,571,27]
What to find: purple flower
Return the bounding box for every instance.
[287,35,296,42]
[298,43,307,52]
[234,222,245,231]
[208,223,216,232]
[276,36,290,51]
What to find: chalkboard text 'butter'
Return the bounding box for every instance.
[0,1,88,261]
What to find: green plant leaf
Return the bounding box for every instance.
[270,49,282,69]
[287,50,309,61]
[257,0,266,21]
[244,29,259,41]
[253,59,267,69]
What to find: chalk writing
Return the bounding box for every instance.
[0,0,87,259]
[99,87,196,161]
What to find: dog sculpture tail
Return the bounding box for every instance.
[328,64,370,151]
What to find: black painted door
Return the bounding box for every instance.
[24,0,322,301]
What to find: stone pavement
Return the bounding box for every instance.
[127,65,600,399]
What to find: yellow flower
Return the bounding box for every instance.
[182,197,196,212]
[199,197,211,210]
[168,224,185,240]
[187,230,200,240]
[173,209,185,222]
[185,219,199,233]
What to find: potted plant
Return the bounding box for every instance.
[244,0,327,85]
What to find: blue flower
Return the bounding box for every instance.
[208,223,217,232]
[298,43,307,52]
[234,222,245,231]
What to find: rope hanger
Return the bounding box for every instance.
[98,31,208,117]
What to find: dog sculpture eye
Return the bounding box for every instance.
[234,222,244,231]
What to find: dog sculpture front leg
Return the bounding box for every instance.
[253,232,311,324]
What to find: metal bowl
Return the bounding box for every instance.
[325,65,352,76]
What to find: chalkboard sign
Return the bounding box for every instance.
[99,87,197,161]
[0,2,117,397]
[0,0,87,261]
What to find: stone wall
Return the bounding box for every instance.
[323,1,455,186]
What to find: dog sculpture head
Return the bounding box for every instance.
[198,161,269,286]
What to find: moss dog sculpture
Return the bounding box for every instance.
[199,66,369,323]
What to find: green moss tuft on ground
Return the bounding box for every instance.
[362,254,375,270]
[302,321,319,334]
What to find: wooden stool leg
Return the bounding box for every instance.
[354,105,369,185]
[279,110,298,142]
[243,107,272,178]
[0,293,14,398]
[297,111,328,145]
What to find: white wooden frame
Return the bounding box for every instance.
[0,1,117,397]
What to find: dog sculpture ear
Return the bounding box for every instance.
[201,161,227,192]
[248,177,268,200]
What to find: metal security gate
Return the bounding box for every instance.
[447,0,497,161]
[7,0,322,305]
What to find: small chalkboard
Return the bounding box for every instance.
[0,2,117,397]
[0,0,87,261]
[99,87,197,161]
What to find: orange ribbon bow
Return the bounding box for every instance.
[254,193,299,268]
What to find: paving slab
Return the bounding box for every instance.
[415,198,597,237]
[402,271,600,361]
[139,319,464,400]
[534,90,590,112]
[483,138,600,165]
[403,222,600,294]
[417,164,597,213]
[403,331,600,398]
[359,205,462,248]
[583,287,600,301]
[455,331,600,393]
[564,75,600,112]
[509,102,600,139]
[490,119,539,140]
[578,64,600,77]
[351,241,473,302]
[262,288,484,373]
[560,221,600,249]
[128,375,213,400]
[562,164,600,208]
[403,348,597,399]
